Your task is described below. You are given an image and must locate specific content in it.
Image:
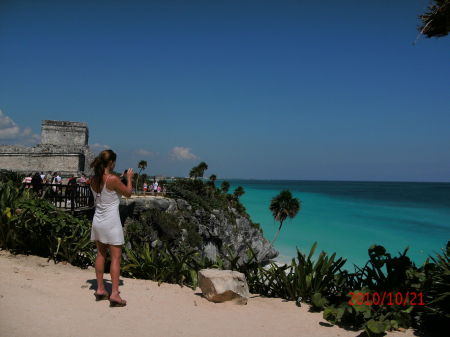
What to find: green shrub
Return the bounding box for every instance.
[350,245,425,293]
[122,242,209,288]
[5,195,94,268]
[126,208,203,250]
[241,242,347,306]
[167,179,216,211]
[142,209,181,243]
[0,169,25,186]
[166,178,257,230]
[0,181,29,249]
[323,295,414,336]
[418,241,450,335]
[322,245,429,335]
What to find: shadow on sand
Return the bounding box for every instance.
[85,278,125,294]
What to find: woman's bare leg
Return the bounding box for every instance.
[95,241,109,294]
[109,245,125,303]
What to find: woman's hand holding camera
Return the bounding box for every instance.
[126,168,133,180]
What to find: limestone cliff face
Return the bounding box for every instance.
[120,196,278,265]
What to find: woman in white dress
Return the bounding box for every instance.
[90,150,133,307]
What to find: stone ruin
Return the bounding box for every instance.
[0,120,95,177]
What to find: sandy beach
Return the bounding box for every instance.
[0,250,419,337]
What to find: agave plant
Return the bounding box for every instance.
[0,181,29,249]
[122,242,202,289]
[259,242,346,302]
[419,241,450,333]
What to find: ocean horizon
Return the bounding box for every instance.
[222,179,450,269]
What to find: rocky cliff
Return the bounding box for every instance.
[120,196,278,265]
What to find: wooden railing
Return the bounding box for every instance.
[25,183,94,213]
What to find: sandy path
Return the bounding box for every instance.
[0,251,418,337]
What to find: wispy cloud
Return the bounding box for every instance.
[90,143,110,152]
[171,146,197,160]
[135,148,153,157]
[0,110,40,145]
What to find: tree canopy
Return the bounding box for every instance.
[221,181,230,193]
[136,160,148,193]
[269,190,301,244]
[418,0,450,38]
[233,186,245,199]
[189,162,208,179]
[138,160,148,171]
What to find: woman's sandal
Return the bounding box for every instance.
[109,299,127,307]
[94,292,110,301]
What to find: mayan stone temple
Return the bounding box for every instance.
[0,120,94,176]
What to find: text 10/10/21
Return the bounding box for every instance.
[348,292,425,306]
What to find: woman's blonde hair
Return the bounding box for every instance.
[90,149,117,182]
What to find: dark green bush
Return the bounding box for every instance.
[166,179,216,211]
[0,169,25,186]
[14,197,95,267]
[237,242,347,307]
[0,181,29,248]
[321,245,432,336]
[418,241,450,335]
[166,178,256,231]
[0,184,95,268]
[122,242,212,288]
[126,208,202,250]
[142,209,181,243]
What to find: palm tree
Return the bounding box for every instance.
[221,181,230,193]
[189,162,208,179]
[197,162,208,178]
[209,174,217,184]
[136,160,148,194]
[269,190,300,245]
[141,173,148,183]
[189,165,200,179]
[418,0,450,38]
[233,186,245,199]
[204,174,218,196]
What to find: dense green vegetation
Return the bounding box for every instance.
[1,169,449,336]
[0,178,95,267]
[165,177,249,219]
[0,169,24,186]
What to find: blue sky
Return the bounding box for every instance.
[0,0,449,181]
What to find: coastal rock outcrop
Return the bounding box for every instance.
[120,196,278,265]
[198,269,250,304]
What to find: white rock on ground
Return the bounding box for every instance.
[198,269,250,305]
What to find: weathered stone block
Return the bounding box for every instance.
[41,120,88,146]
[198,269,250,305]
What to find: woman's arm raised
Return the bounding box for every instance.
[109,169,133,197]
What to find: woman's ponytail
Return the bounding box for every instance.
[90,149,117,183]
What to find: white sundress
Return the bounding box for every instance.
[90,175,124,245]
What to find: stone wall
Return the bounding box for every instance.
[41,120,88,147]
[0,153,83,174]
[0,120,94,176]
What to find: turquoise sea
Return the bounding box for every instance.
[226,180,450,268]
